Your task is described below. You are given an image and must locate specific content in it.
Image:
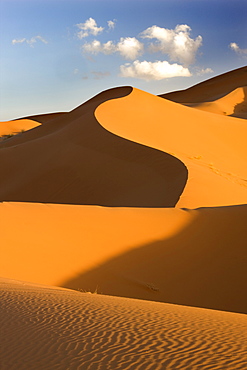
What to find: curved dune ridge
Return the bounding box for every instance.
[0,86,187,207]
[96,87,247,208]
[1,67,247,369]
[1,279,247,370]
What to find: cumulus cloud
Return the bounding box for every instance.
[12,36,48,47]
[76,18,104,39]
[229,42,247,55]
[120,60,191,80]
[117,37,144,59]
[82,37,143,59]
[140,24,202,65]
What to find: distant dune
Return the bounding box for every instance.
[186,86,247,119]
[0,118,40,139]
[160,65,247,102]
[1,66,247,369]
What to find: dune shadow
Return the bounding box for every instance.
[61,204,247,314]
[0,87,188,207]
[230,87,247,119]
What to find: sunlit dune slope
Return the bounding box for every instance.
[187,86,247,119]
[0,119,40,137]
[1,278,246,370]
[1,202,247,314]
[160,65,247,102]
[96,87,247,208]
[0,87,187,207]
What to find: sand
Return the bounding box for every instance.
[1,66,247,369]
[160,65,247,102]
[0,118,40,139]
[1,202,247,314]
[1,278,247,370]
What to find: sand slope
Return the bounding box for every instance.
[0,119,40,138]
[160,65,247,102]
[1,278,246,370]
[96,87,247,208]
[0,87,187,207]
[1,202,247,314]
[186,86,247,119]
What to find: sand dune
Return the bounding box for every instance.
[1,201,247,314]
[0,118,40,138]
[1,278,246,370]
[96,87,247,208]
[1,67,247,369]
[186,86,247,119]
[160,65,247,103]
[0,87,187,207]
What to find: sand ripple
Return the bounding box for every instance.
[1,279,246,370]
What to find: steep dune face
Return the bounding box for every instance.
[96,87,247,208]
[160,65,247,102]
[0,87,187,207]
[1,279,246,370]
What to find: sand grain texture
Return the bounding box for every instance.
[1,278,247,370]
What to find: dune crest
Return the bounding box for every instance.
[0,87,187,207]
[96,87,247,208]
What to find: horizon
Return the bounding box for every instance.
[1,0,247,120]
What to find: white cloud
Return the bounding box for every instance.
[195,67,213,75]
[140,24,202,65]
[12,38,26,45]
[12,35,48,47]
[117,37,144,59]
[76,18,104,39]
[229,42,247,55]
[107,20,116,30]
[82,37,143,60]
[120,60,191,80]
[82,40,102,54]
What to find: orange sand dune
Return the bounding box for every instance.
[0,87,187,207]
[1,202,247,313]
[1,67,247,369]
[0,118,40,137]
[187,86,247,119]
[160,65,247,102]
[96,87,247,208]
[1,278,246,370]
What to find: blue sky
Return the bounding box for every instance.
[1,0,246,120]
